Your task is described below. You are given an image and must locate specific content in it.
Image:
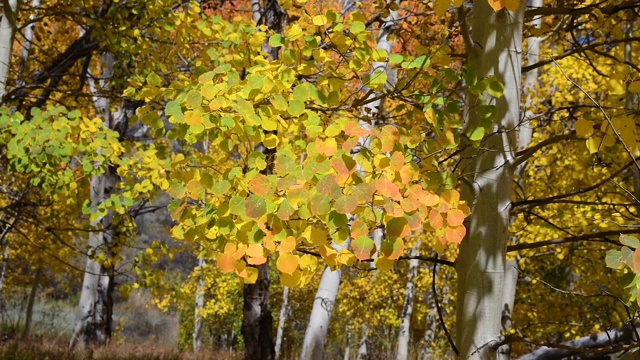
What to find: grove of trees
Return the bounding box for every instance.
[0,0,640,359]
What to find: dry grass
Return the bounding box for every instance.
[0,336,241,360]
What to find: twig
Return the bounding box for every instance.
[432,254,459,355]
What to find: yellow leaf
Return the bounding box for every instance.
[280,269,302,287]
[629,81,640,93]
[452,0,463,6]
[575,119,594,137]
[277,253,299,275]
[374,257,394,271]
[586,137,600,154]
[433,0,449,16]
[504,0,519,11]
[243,266,259,284]
[312,15,327,26]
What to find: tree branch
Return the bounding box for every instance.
[506,229,640,252]
[525,0,640,19]
[518,321,640,360]
[512,132,579,168]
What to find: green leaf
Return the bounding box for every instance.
[211,180,231,196]
[186,90,202,108]
[350,21,366,35]
[288,100,305,117]
[389,54,404,64]
[309,193,331,216]
[469,127,485,141]
[146,72,163,86]
[230,196,246,216]
[352,236,375,261]
[165,101,184,122]
[386,217,409,239]
[605,249,623,269]
[269,34,285,48]
[487,79,504,98]
[621,234,640,249]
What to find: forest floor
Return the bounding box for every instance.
[0,290,241,359]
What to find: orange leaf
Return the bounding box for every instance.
[429,209,443,230]
[445,225,466,244]
[488,0,504,11]
[217,253,236,273]
[376,178,402,201]
[248,174,271,196]
[344,121,374,137]
[278,236,297,253]
[380,125,400,153]
[277,253,299,275]
[351,219,369,238]
[447,209,465,227]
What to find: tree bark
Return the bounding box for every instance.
[395,240,421,360]
[519,323,640,360]
[456,2,525,359]
[69,170,118,350]
[275,286,289,360]
[242,263,275,360]
[193,256,205,352]
[22,265,41,339]
[69,52,121,351]
[0,0,18,101]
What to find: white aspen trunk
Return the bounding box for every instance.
[343,328,351,360]
[456,3,525,359]
[70,52,120,350]
[301,6,399,358]
[395,240,421,360]
[15,0,38,82]
[356,325,368,360]
[193,256,205,351]
[498,2,542,359]
[0,0,18,101]
[275,286,289,360]
[0,216,15,293]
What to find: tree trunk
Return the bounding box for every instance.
[193,256,205,351]
[22,265,41,338]
[242,263,275,360]
[498,2,542,358]
[70,52,120,351]
[356,325,368,360]
[395,240,421,360]
[301,265,343,360]
[456,3,525,359]
[301,3,399,356]
[275,286,289,360]
[0,0,18,101]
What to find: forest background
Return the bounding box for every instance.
[0,0,639,359]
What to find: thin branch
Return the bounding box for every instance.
[506,229,640,252]
[525,0,640,19]
[554,59,640,173]
[512,155,640,210]
[512,132,579,168]
[432,255,459,355]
